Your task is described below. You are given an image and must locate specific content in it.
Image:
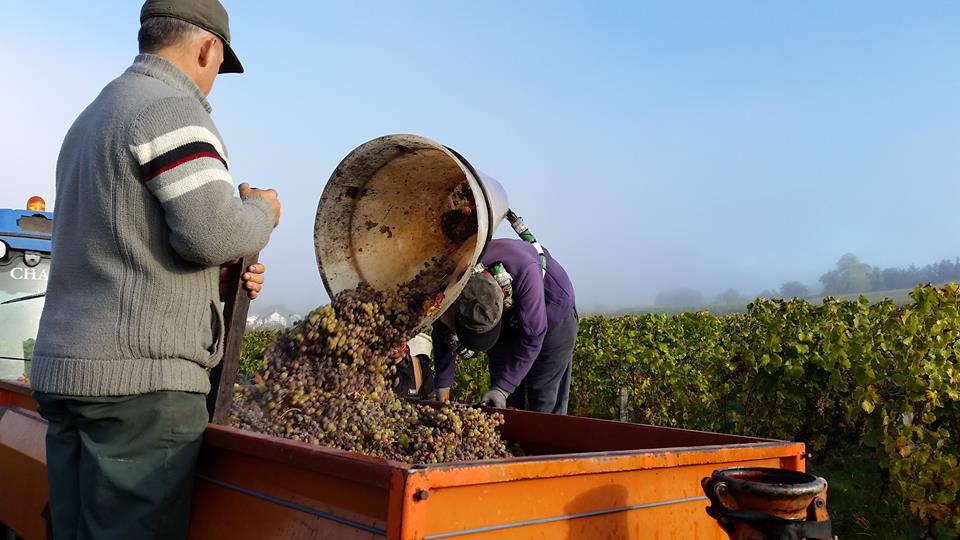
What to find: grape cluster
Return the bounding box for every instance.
[230,283,512,463]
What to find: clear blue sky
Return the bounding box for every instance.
[2,1,958,314]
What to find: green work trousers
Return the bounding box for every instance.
[34,391,209,540]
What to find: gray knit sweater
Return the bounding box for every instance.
[31,54,275,396]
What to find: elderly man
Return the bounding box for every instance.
[29,1,280,538]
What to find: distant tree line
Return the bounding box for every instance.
[652,253,960,307]
[819,253,960,295]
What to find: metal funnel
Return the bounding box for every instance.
[315,134,509,330]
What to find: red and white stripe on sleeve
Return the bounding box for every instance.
[129,125,232,203]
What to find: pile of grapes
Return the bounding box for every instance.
[230,284,512,463]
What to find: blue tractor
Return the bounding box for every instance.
[0,196,52,380]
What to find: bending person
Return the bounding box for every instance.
[433,238,577,414]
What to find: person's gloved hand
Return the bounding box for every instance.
[429,387,451,402]
[480,386,509,408]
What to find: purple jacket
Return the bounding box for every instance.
[434,238,576,393]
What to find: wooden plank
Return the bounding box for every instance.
[207,254,258,424]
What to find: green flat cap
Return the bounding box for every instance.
[455,272,504,352]
[140,0,244,74]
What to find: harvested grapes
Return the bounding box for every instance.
[230,283,512,463]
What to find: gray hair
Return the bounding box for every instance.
[138,17,208,53]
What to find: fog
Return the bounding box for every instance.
[2,2,958,316]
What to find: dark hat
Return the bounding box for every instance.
[140,0,244,74]
[455,272,504,352]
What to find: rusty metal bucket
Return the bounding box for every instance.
[702,467,834,540]
[314,134,509,330]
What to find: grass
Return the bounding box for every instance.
[809,447,911,539]
[809,446,958,540]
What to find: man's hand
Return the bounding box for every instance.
[220,259,266,301]
[429,387,451,402]
[239,182,281,227]
[480,386,509,408]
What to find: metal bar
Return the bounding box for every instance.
[417,440,795,474]
[201,424,400,488]
[385,468,408,540]
[0,231,51,241]
[423,495,709,539]
[0,408,42,421]
[207,254,258,424]
[197,475,387,537]
[494,406,774,457]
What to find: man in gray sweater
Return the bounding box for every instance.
[30,1,280,538]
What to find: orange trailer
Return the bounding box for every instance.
[0,379,804,540]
